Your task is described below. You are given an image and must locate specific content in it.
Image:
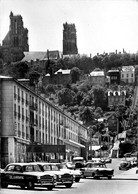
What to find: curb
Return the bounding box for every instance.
[113,175,138,180]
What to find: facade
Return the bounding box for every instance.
[63,22,78,56]
[121,66,135,84]
[0,76,88,167]
[107,69,120,85]
[89,69,105,86]
[1,12,29,63]
[107,90,126,108]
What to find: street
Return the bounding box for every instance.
[1,178,138,194]
[1,159,138,194]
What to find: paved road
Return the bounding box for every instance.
[1,178,138,194]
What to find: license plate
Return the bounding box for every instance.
[42,181,51,185]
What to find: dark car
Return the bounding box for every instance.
[1,163,57,190]
[34,162,74,188]
[80,161,114,179]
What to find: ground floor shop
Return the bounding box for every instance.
[1,137,87,168]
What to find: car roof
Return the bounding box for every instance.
[6,163,37,166]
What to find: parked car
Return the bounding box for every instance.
[119,160,131,170]
[80,161,114,179]
[72,157,85,169]
[58,162,82,182]
[0,163,57,190]
[34,162,74,188]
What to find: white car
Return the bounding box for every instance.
[59,163,82,182]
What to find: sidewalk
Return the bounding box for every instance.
[113,167,138,180]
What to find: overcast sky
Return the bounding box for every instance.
[0,0,138,56]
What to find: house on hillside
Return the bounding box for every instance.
[107,69,120,85]
[121,66,135,84]
[89,68,105,86]
[43,69,71,86]
[107,90,126,108]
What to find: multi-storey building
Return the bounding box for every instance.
[1,12,29,63]
[107,90,126,108]
[63,22,78,56]
[121,66,135,84]
[0,76,88,167]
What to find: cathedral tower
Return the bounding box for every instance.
[63,22,78,56]
[1,12,29,63]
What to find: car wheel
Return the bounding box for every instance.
[20,185,25,189]
[27,181,34,190]
[75,177,80,182]
[108,176,112,180]
[65,183,72,188]
[47,186,54,190]
[1,182,8,188]
[94,176,100,179]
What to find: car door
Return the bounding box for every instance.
[3,164,16,185]
[12,165,24,186]
[84,163,93,177]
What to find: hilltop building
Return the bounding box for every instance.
[121,66,135,84]
[1,12,29,63]
[63,22,78,56]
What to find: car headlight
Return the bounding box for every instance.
[58,175,61,179]
[37,176,41,180]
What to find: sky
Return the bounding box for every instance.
[0,0,138,56]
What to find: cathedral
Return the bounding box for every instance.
[1,12,29,63]
[63,22,78,56]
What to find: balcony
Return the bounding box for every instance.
[29,102,38,111]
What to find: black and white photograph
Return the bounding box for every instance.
[0,0,138,193]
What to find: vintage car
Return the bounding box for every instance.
[80,161,114,179]
[119,160,132,170]
[34,162,74,188]
[0,163,57,190]
[58,162,82,182]
[72,157,85,169]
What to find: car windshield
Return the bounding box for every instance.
[51,165,59,171]
[87,163,106,168]
[23,165,41,172]
[43,165,51,171]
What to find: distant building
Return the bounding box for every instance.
[107,90,126,108]
[107,69,120,85]
[89,68,105,86]
[63,22,78,56]
[21,50,61,72]
[43,69,71,86]
[121,66,135,84]
[1,12,29,63]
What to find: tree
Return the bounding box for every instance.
[3,61,29,79]
[79,106,95,124]
[58,88,75,106]
[92,85,107,110]
[70,67,81,83]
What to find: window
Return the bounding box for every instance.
[6,165,15,172]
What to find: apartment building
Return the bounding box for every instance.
[0,76,88,167]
